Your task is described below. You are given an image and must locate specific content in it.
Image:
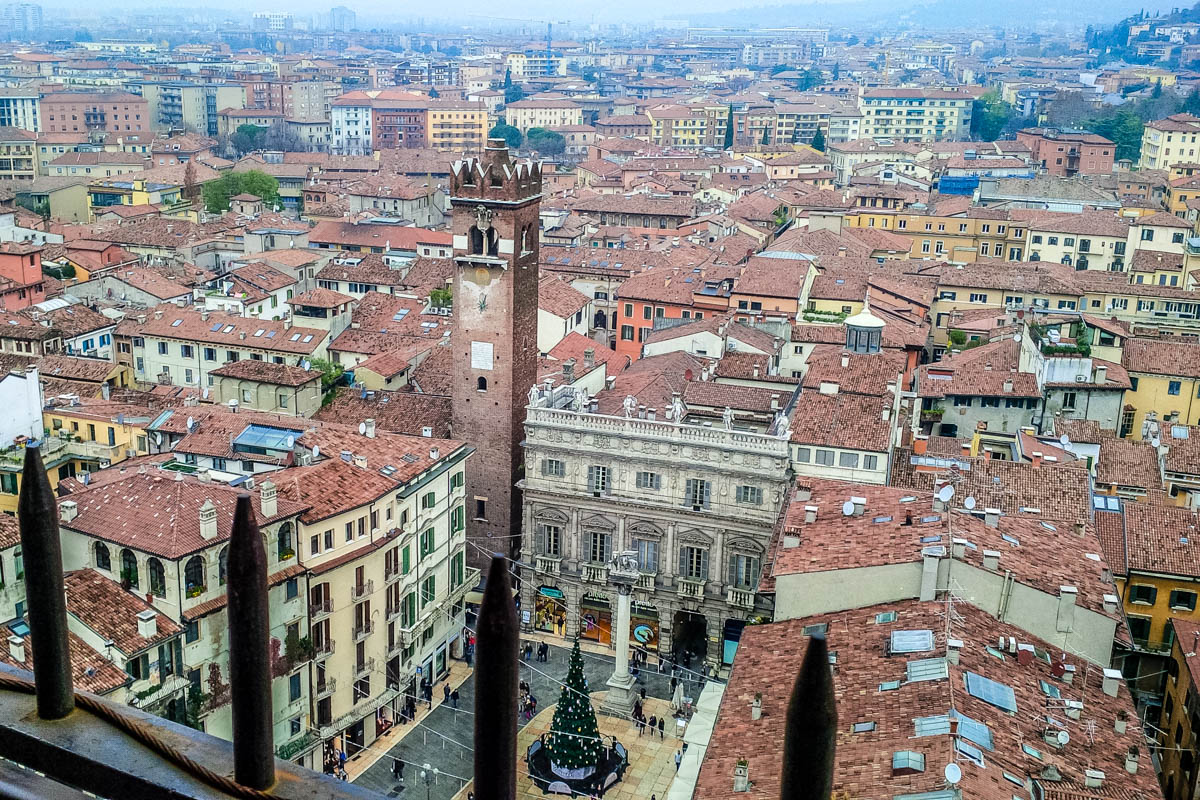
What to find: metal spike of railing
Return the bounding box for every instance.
[780,632,837,800]
[18,443,74,720]
[228,493,275,791]
[474,554,518,800]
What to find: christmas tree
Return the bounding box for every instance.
[545,639,603,773]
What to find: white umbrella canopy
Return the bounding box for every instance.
[670,681,684,713]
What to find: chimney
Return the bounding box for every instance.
[850,496,866,516]
[960,442,971,457]
[840,354,849,368]
[1085,770,1105,790]
[733,760,750,792]
[583,348,595,368]
[782,533,801,548]
[60,500,78,523]
[804,505,818,523]
[354,454,368,469]
[982,549,1000,570]
[946,638,963,664]
[1103,593,1120,614]
[913,435,928,455]
[1065,699,1083,720]
[1003,378,1013,393]
[430,447,440,460]
[984,507,1000,527]
[1057,586,1077,632]
[364,418,377,439]
[199,499,218,540]
[770,394,780,411]
[753,363,760,378]
[1102,668,1122,697]
[750,693,763,721]
[136,609,157,639]
[153,310,163,320]
[1095,364,1107,384]
[1125,746,1140,774]
[7,636,23,662]
[200,309,209,322]
[563,359,576,383]
[606,375,617,391]
[1031,451,1043,468]
[259,480,277,518]
[952,538,968,559]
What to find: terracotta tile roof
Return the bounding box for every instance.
[917,339,1040,399]
[889,447,1093,528]
[694,598,1152,800]
[287,287,354,308]
[682,381,792,415]
[1161,424,1200,475]
[308,221,452,251]
[0,513,18,549]
[228,262,295,293]
[570,193,696,218]
[0,628,129,695]
[59,473,308,559]
[315,252,409,287]
[103,266,192,300]
[801,346,907,397]
[1135,210,1192,228]
[1106,502,1200,579]
[1129,249,1183,273]
[183,563,305,620]
[713,351,799,384]
[592,351,706,415]
[35,353,117,383]
[734,255,813,299]
[788,391,891,452]
[63,569,182,654]
[312,387,452,439]
[208,360,321,387]
[1094,437,1163,493]
[1122,337,1200,379]
[408,343,451,396]
[126,305,327,355]
[545,332,626,376]
[538,275,590,319]
[1024,210,1129,238]
[38,304,113,338]
[1170,618,1200,692]
[1052,418,1105,445]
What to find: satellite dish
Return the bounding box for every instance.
[841,500,855,516]
[302,360,311,371]
[358,422,367,435]
[1013,333,1022,343]
[1057,730,1070,746]
[154,432,162,446]
[1059,434,1070,447]
[186,416,195,432]
[202,387,210,400]
[963,496,977,510]
[285,435,295,449]
[312,445,320,458]
[944,763,962,785]
[936,484,955,503]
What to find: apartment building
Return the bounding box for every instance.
[521,382,791,670]
[503,98,584,135]
[424,101,487,154]
[0,88,40,132]
[41,93,150,134]
[1015,127,1116,176]
[1139,113,1200,170]
[117,305,329,388]
[857,88,975,142]
[0,127,36,181]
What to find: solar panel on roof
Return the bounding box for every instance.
[210,323,222,332]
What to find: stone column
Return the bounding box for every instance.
[600,577,637,717]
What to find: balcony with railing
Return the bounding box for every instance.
[677,577,706,599]
[354,658,375,678]
[449,567,480,604]
[636,572,656,591]
[315,677,336,699]
[726,586,756,610]
[535,555,562,575]
[314,638,335,657]
[582,563,608,584]
[350,580,373,602]
[310,598,333,621]
[353,621,373,642]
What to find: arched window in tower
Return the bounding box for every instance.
[486,227,499,257]
[94,541,110,571]
[278,523,294,561]
[477,376,488,391]
[469,226,484,255]
[218,546,229,586]
[520,225,529,256]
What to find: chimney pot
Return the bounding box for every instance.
[1103,593,1120,614]
[430,447,440,460]
[1102,668,1123,698]
[136,609,157,639]
[199,499,218,540]
[7,636,23,663]
[850,496,866,516]
[60,500,78,523]
[364,418,376,438]
[583,348,595,368]
[354,454,368,469]
[804,505,818,523]
[913,435,928,455]
[984,507,1001,527]
[259,480,277,518]
[1031,451,1043,468]
[982,549,1001,570]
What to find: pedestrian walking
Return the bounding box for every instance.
[392,755,404,783]
[451,688,460,709]
[675,750,682,771]
[670,676,678,694]
[523,642,533,661]
[337,748,347,771]
[657,716,665,739]
[633,699,642,719]
[637,714,645,736]
[648,714,657,734]
[443,683,451,704]
[639,687,646,702]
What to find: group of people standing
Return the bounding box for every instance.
[518,680,539,721]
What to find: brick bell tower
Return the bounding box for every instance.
[449,138,541,571]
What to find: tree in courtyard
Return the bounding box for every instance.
[811,128,826,152]
[203,170,280,213]
[723,104,734,149]
[970,90,1013,142]
[545,640,603,772]
[489,122,522,149]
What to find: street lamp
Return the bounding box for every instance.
[420,762,438,800]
